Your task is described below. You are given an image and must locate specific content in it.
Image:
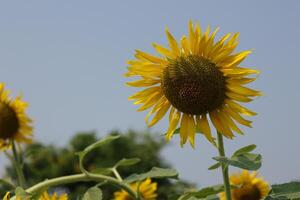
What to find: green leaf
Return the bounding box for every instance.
[213,153,262,170]
[114,158,141,168]
[208,163,221,170]
[90,167,113,175]
[267,182,300,199]
[15,187,28,200]
[124,167,178,183]
[82,187,103,200]
[232,144,257,157]
[0,179,15,190]
[179,185,224,200]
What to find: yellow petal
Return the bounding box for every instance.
[165,28,180,56]
[126,79,160,87]
[166,109,181,141]
[180,113,190,147]
[187,115,196,148]
[221,67,260,77]
[135,50,168,64]
[227,85,262,97]
[137,91,163,111]
[226,78,256,85]
[226,92,253,102]
[225,99,257,116]
[209,110,233,138]
[218,109,243,135]
[129,86,161,100]
[188,20,195,52]
[147,101,170,127]
[180,35,190,54]
[152,43,175,59]
[196,114,216,145]
[220,50,252,68]
[223,107,252,127]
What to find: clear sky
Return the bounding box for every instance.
[0,0,299,187]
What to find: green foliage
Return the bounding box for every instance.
[82,187,103,200]
[210,144,262,171]
[265,182,300,200]
[0,130,191,199]
[124,167,178,183]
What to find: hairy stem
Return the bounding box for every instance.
[11,173,137,200]
[217,132,232,200]
[12,141,26,188]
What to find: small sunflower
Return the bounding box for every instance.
[3,191,68,200]
[220,170,270,200]
[126,21,261,147]
[40,192,68,200]
[0,83,33,150]
[114,178,157,200]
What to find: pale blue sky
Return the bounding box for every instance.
[0,1,300,187]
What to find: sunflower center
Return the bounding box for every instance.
[162,55,226,115]
[236,185,262,200]
[0,102,20,139]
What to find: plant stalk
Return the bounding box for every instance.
[12,141,26,188]
[217,132,232,200]
[11,173,138,200]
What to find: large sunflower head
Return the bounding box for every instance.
[114,178,157,200]
[126,21,261,147]
[220,170,270,200]
[0,83,33,150]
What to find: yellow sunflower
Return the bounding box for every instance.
[114,178,157,200]
[220,170,270,200]
[0,83,33,150]
[3,191,68,200]
[126,21,261,147]
[39,192,68,200]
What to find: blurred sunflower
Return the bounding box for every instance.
[40,192,68,200]
[0,83,33,150]
[3,191,68,200]
[114,178,157,200]
[220,170,270,200]
[126,21,261,147]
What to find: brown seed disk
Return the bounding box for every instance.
[162,55,226,115]
[0,102,19,139]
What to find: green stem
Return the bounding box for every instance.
[217,132,232,200]
[12,141,26,188]
[112,168,123,181]
[11,173,138,200]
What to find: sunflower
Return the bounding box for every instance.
[220,170,270,200]
[39,192,68,200]
[0,83,33,150]
[126,21,261,147]
[3,191,68,200]
[114,178,157,200]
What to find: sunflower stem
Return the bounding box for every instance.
[10,173,138,200]
[112,168,123,181]
[12,141,26,188]
[217,132,232,200]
